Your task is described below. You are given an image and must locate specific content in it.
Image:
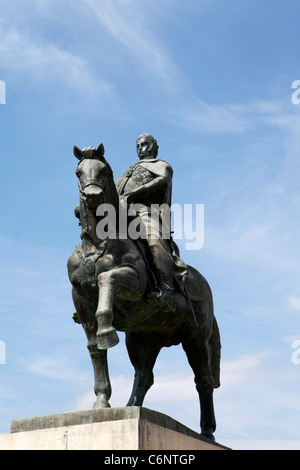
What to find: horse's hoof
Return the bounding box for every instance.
[97,329,120,350]
[92,396,111,409]
[201,432,215,442]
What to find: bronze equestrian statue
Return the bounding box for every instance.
[67,135,221,441]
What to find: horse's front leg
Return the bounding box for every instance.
[71,287,112,408]
[96,266,141,350]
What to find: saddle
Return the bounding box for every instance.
[135,237,204,303]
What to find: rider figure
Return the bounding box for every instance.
[116,133,176,312]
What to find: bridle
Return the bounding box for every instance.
[76,159,107,240]
[77,177,105,202]
[76,158,106,202]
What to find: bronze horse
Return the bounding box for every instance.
[67,144,221,441]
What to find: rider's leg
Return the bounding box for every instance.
[138,211,176,311]
[148,239,176,312]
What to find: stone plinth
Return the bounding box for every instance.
[0,407,229,450]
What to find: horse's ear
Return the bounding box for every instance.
[73,145,83,160]
[96,143,105,158]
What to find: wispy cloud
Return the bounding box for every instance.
[0,20,111,98]
[216,351,300,448]
[0,236,75,347]
[170,96,300,134]
[20,355,89,382]
[3,0,295,134]
[161,99,247,133]
[85,1,300,134]
[86,0,180,83]
[197,98,300,275]
[85,0,251,133]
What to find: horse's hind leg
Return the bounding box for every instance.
[72,288,112,408]
[125,332,161,406]
[181,325,216,441]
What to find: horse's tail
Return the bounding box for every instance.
[210,315,221,389]
[201,278,221,389]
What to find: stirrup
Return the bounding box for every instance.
[148,285,176,312]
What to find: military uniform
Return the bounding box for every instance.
[117,149,191,313]
[116,158,173,242]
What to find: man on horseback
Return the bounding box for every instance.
[116,133,177,312]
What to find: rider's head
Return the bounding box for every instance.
[136,133,159,160]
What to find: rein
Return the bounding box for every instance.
[77,178,105,202]
[76,173,107,240]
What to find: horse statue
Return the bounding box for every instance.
[67,143,221,441]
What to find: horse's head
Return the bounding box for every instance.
[74,144,110,211]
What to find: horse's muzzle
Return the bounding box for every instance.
[84,185,104,210]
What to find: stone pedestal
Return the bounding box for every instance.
[0,407,228,450]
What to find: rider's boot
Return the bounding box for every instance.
[148,283,176,312]
[147,243,176,313]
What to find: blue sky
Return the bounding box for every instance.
[1,0,300,450]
